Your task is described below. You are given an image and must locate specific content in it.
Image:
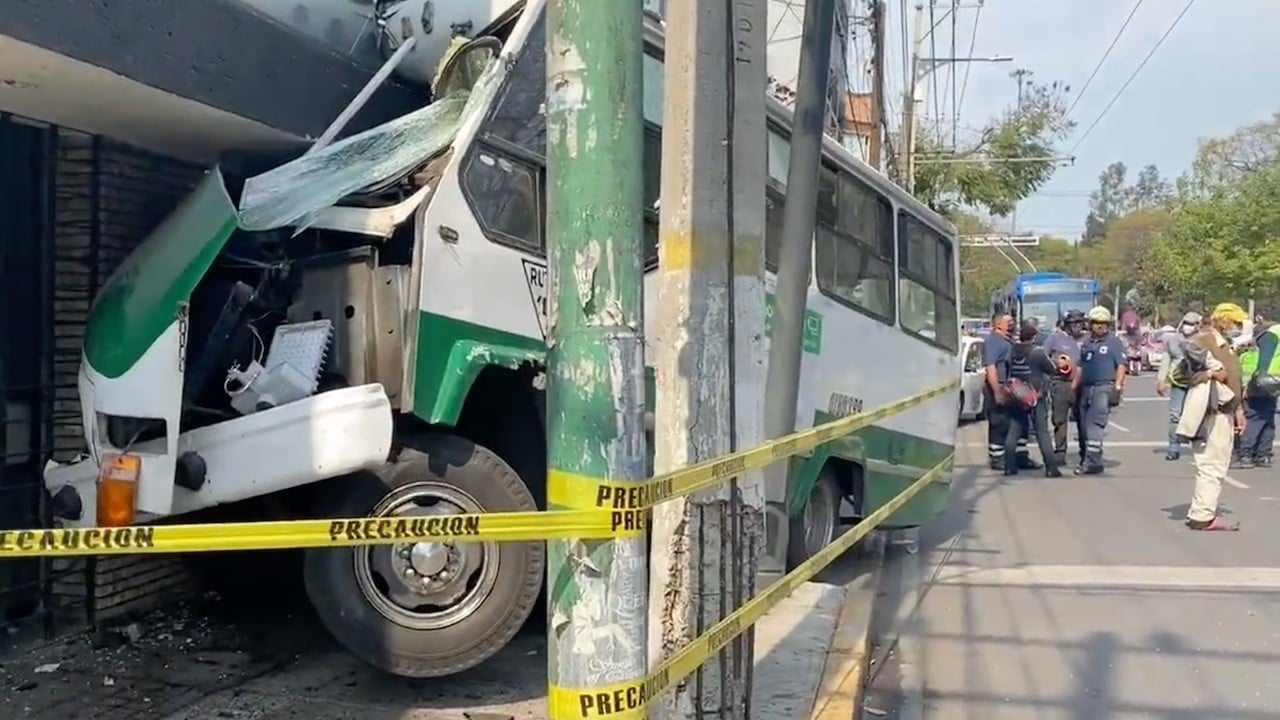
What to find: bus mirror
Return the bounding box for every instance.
[434,36,502,98]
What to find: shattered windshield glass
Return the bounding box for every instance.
[237,46,502,232]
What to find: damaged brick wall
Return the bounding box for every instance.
[50,129,206,625]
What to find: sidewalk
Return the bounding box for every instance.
[3,546,881,720]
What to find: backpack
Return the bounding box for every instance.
[1004,344,1041,409]
[1006,377,1039,409]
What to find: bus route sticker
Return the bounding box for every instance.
[522,259,549,339]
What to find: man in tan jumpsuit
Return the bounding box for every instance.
[1185,302,1248,531]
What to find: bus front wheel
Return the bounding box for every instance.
[303,433,545,678]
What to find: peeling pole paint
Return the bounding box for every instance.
[647,0,755,717]
[544,0,648,717]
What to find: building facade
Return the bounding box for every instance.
[0,0,422,652]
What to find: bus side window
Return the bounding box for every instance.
[461,151,542,253]
[898,213,958,351]
[640,50,663,268]
[642,125,661,266]
[765,189,784,271]
[482,17,547,156]
[815,172,895,323]
[763,126,790,271]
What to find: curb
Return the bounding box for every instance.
[809,534,886,720]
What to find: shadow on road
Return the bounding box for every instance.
[866,439,1280,720]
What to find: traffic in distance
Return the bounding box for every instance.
[39,0,963,680]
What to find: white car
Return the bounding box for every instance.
[960,335,986,421]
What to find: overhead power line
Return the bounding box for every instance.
[1064,0,1147,119]
[953,0,983,140]
[1070,0,1197,154]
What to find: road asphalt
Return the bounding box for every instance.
[866,374,1280,720]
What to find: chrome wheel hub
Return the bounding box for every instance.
[354,481,500,631]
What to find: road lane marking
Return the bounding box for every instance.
[1224,475,1251,489]
[1108,421,1131,432]
[933,565,1280,590]
[1120,397,1167,403]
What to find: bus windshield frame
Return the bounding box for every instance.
[1018,291,1096,326]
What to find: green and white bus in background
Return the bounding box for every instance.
[44,0,959,679]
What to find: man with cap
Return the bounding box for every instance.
[1184,302,1247,531]
[1074,306,1127,474]
[1156,311,1202,461]
[1045,309,1086,468]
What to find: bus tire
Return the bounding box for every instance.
[786,466,842,569]
[303,433,544,678]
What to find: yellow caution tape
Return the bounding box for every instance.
[546,453,954,718]
[0,508,644,557]
[548,380,959,511]
[8,379,956,557]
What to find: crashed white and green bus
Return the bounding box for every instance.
[43,0,960,678]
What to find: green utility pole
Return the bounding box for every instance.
[544,1,648,719]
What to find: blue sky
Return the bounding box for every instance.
[869,0,1280,238]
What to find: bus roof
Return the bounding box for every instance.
[997,273,1099,298]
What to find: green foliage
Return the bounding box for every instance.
[1146,153,1280,306]
[914,79,1075,217]
[944,92,1280,321]
[1054,114,1280,319]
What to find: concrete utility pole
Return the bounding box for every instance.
[543,1,648,718]
[726,0,771,714]
[902,3,1009,192]
[648,0,753,716]
[901,3,926,192]
[1009,67,1031,233]
[868,0,887,171]
[760,0,838,579]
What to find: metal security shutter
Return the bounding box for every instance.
[0,115,59,646]
[51,130,206,624]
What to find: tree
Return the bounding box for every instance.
[912,79,1075,217]
[1129,164,1171,208]
[1189,112,1280,189]
[1139,118,1280,308]
[1083,161,1128,243]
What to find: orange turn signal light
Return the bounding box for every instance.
[96,453,140,527]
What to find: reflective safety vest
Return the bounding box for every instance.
[1240,326,1280,375]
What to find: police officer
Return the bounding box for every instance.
[1074,306,1128,475]
[1044,310,1085,467]
[983,312,1015,470]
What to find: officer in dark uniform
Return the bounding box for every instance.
[1012,317,1043,469]
[1044,310,1086,467]
[983,312,1015,470]
[1074,305,1128,474]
